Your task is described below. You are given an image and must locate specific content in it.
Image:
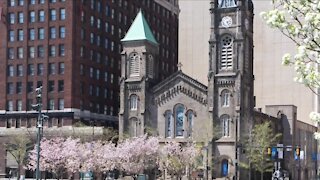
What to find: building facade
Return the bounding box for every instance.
[0,0,179,178]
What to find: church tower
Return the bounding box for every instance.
[119,11,159,138]
[207,0,254,178]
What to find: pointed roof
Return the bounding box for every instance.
[121,10,158,45]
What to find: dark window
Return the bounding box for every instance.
[37,63,44,75]
[38,45,44,58]
[7,82,14,94]
[16,82,22,94]
[48,80,54,92]
[58,80,64,92]
[27,82,33,93]
[28,64,34,75]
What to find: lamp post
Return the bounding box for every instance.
[32,86,49,180]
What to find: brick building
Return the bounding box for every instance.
[0,0,179,178]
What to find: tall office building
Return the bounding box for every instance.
[0,0,179,178]
[179,0,315,124]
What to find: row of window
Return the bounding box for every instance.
[8,0,65,7]
[7,63,64,77]
[80,48,121,70]
[8,27,65,42]
[6,117,64,129]
[7,80,64,94]
[8,9,65,24]
[6,98,64,111]
[164,104,194,138]
[8,44,65,60]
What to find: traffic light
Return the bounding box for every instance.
[267,147,271,155]
[295,146,300,157]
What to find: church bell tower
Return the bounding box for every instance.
[119,10,159,138]
[207,0,254,178]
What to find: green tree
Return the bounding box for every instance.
[260,0,320,138]
[5,133,33,180]
[242,121,281,180]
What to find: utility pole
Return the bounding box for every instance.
[32,86,48,180]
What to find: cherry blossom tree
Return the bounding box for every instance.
[158,141,199,179]
[116,135,159,179]
[260,0,320,138]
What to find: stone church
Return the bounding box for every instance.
[119,0,272,179]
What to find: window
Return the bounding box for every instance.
[90,16,94,26]
[29,11,35,22]
[130,94,138,110]
[29,46,35,58]
[9,30,14,42]
[59,26,65,38]
[18,12,24,23]
[187,111,194,137]
[48,80,54,92]
[96,69,100,80]
[90,33,94,44]
[130,117,138,137]
[50,9,56,21]
[27,82,33,92]
[17,64,23,76]
[60,8,65,20]
[38,45,44,58]
[28,64,34,75]
[221,89,231,107]
[147,55,154,78]
[49,63,55,74]
[221,114,230,137]
[110,73,114,84]
[7,83,14,94]
[17,100,23,111]
[129,52,140,77]
[49,45,56,57]
[7,65,14,77]
[104,72,108,82]
[18,29,24,41]
[18,47,24,59]
[30,0,36,4]
[80,64,84,75]
[50,0,56,3]
[48,99,55,110]
[95,86,99,96]
[221,35,233,69]
[16,82,22,94]
[59,44,65,56]
[50,27,56,39]
[39,10,45,22]
[19,0,24,6]
[29,28,35,40]
[9,13,15,24]
[175,104,185,137]
[39,0,45,4]
[89,67,93,78]
[8,48,14,60]
[165,110,173,138]
[97,18,101,29]
[59,62,64,74]
[7,101,13,111]
[58,99,64,110]
[37,63,44,75]
[9,0,15,6]
[219,0,236,8]
[58,80,64,92]
[38,28,45,40]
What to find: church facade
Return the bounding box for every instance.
[119,0,254,179]
[118,0,318,179]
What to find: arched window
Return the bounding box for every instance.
[220,35,233,69]
[164,110,173,138]
[130,94,138,110]
[187,110,194,137]
[221,114,230,137]
[221,159,229,177]
[147,54,154,78]
[175,104,185,137]
[130,117,138,137]
[218,0,236,8]
[129,52,140,77]
[221,89,231,107]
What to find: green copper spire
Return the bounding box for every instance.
[121,10,158,45]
